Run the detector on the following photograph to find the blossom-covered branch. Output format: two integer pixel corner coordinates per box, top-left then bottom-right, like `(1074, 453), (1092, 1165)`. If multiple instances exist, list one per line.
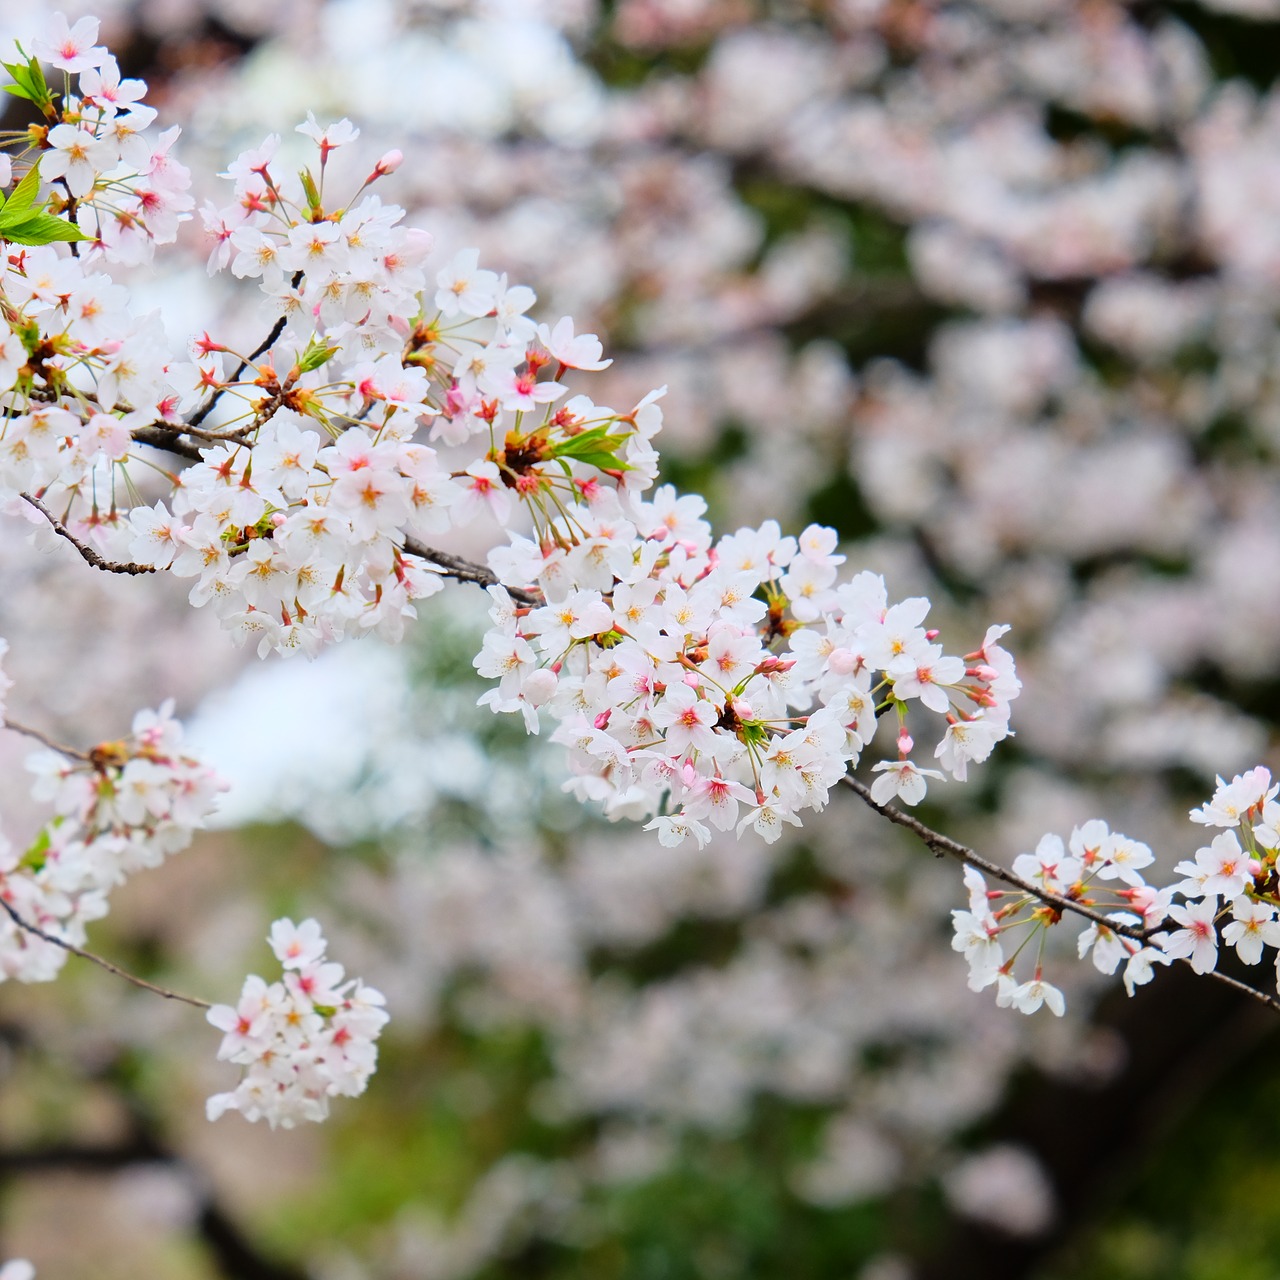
(6, 9), (1280, 1157)
(0, 896), (209, 1008)
(22, 494), (157, 575)
(840, 774), (1152, 943)
(844, 772), (1280, 1018)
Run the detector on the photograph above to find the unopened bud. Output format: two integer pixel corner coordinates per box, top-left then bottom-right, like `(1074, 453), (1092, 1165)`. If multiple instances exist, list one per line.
(523, 668), (557, 706)
(827, 647), (857, 676)
(755, 655), (795, 675)
(373, 149), (403, 176)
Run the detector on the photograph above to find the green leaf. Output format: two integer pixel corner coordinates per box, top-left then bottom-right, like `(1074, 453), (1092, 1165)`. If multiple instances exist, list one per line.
(547, 423), (633, 464)
(0, 159), (88, 245)
(298, 167), (321, 214)
(296, 338), (339, 374)
(1, 55), (52, 110)
(558, 450), (632, 472)
(549, 422), (616, 449)
(18, 825), (51, 873)
(0, 212), (86, 245)
(1, 159), (43, 220)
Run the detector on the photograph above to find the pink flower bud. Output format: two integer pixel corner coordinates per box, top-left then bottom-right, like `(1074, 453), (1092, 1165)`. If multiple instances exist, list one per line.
(523, 668), (557, 706)
(828, 647), (857, 676)
(373, 149), (403, 176)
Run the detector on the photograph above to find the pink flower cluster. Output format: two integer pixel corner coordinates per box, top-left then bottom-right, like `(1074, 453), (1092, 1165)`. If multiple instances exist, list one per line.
(0, 23), (1024, 845)
(0, 690), (225, 983)
(26, 14), (190, 258)
(206, 917), (389, 1128)
(954, 767), (1280, 1015)
(109, 119), (662, 655)
(478, 503), (1019, 843)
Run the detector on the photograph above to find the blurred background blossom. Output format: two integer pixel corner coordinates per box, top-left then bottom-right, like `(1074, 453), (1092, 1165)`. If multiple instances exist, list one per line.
(4, 0), (1280, 1276)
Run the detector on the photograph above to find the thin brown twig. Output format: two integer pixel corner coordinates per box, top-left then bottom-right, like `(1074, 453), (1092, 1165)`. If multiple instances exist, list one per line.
(1195, 966), (1280, 1014)
(187, 270), (304, 429)
(3, 717), (90, 761)
(129, 425), (205, 461)
(21, 494), (156, 576)
(151, 420), (254, 446)
(840, 775), (1150, 940)
(840, 774), (1280, 1016)
(0, 898), (210, 1009)
(402, 535), (540, 605)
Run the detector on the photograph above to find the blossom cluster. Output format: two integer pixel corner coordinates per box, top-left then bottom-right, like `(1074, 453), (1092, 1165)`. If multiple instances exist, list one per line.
(0, 13), (192, 508)
(0, 686), (224, 984)
(477, 504), (1020, 843)
(953, 767), (1280, 1016)
(112, 114), (655, 654)
(14, 6), (1280, 1174)
(6, 2), (1275, 1267)
(0, 16), (1022, 824)
(23, 14), (192, 259)
(206, 917), (389, 1128)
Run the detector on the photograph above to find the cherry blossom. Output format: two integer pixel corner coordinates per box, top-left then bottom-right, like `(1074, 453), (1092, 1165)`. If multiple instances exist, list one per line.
(206, 918), (388, 1128)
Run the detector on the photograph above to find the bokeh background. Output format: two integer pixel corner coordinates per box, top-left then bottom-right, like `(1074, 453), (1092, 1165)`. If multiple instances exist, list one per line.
(4, 0), (1280, 1276)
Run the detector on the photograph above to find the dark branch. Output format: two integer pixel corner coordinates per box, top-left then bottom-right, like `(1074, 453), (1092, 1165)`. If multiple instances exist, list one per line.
(402, 535), (540, 605)
(22, 493), (157, 576)
(0, 1129), (310, 1280)
(188, 270), (304, 429)
(0, 898), (210, 1009)
(129, 425), (206, 461)
(841, 774), (1280, 1016)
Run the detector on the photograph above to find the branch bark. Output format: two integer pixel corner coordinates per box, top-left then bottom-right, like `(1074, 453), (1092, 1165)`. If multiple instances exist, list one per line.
(3, 716), (91, 760)
(402, 535), (540, 605)
(840, 773), (1280, 1016)
(22, 493), (157, 576)
(0, 898), (210, 1010)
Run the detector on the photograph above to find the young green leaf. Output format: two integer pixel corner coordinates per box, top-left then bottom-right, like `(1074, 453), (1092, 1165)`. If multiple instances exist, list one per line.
(299, 167), (322, 214)
(0, 212), (87, 245)
(2, 160), (43, 219)
(296, 339), (339, 374)
(547, 426), (632, 464)
(1, 55), (52, 111)
(556, 451), (632, 472)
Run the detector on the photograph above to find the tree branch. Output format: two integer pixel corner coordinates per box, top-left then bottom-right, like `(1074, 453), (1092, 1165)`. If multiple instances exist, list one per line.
(0, 1126), (310, 1280)
(22, 493), (157, 576)
(187, 271), (304, 429)
(129, 424), (205, 461)
(839, 774), (1151, 939)
(402, 535), (540, 605)
(840, 774), (1280, 1016)
(3, 716), (91, 760)
(0, 898), (210, 1009)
